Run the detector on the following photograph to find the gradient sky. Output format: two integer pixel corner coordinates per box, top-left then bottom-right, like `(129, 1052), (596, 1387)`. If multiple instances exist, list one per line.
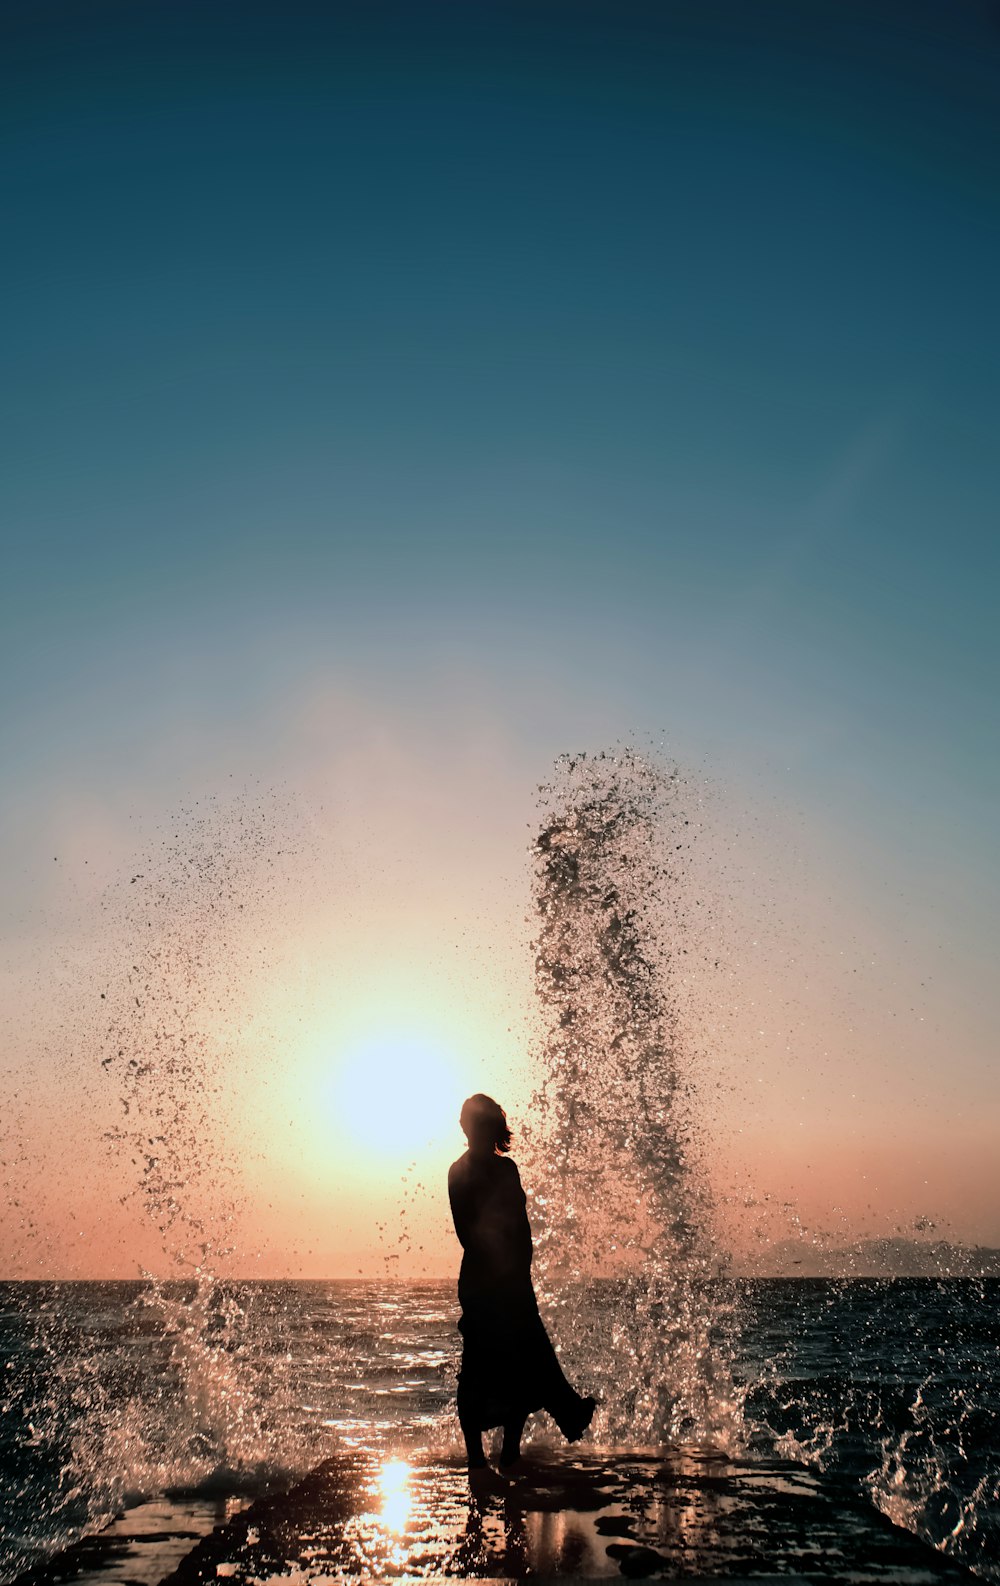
(2, 0), (998, 1276)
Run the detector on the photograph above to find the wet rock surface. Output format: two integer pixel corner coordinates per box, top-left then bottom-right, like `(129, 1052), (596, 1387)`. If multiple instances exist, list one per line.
(12, 1494), (237, 1586)
(144, 1447), (975, 1582)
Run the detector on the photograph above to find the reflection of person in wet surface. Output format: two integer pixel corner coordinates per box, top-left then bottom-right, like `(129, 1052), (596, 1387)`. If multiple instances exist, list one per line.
(448, 1093), (596, 1483)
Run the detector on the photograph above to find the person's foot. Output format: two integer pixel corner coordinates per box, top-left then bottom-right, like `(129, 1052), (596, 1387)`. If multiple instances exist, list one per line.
(497, 1454), (535, 1479)
(561, 1393), (598, 1442)
(468, 1463), (512, 1497)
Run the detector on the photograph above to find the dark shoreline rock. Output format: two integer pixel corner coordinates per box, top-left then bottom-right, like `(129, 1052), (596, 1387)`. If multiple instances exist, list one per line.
(17, 1447), (976, 1585)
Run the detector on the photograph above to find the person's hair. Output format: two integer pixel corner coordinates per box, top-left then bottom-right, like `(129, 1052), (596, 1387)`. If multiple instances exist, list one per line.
(460, 1093), (512, 1154)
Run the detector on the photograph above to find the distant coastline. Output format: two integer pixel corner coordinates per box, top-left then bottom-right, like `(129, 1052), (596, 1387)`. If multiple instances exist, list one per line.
(737, 1238), (1000, 1279)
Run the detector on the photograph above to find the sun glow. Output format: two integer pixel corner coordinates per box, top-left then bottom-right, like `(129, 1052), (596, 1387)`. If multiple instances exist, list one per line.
(328, 1031), (464, 1157)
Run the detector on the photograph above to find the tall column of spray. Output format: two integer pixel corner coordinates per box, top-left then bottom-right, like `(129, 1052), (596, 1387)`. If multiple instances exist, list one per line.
(84, 793), (308, 1488)
(524, 749), (737, 1448)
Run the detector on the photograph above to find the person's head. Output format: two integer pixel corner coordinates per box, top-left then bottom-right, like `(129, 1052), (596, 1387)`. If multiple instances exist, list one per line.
(460, 1093), (512, 1156)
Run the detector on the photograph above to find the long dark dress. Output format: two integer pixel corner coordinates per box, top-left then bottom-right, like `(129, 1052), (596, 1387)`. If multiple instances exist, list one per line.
(448, 1150), (589, 1434)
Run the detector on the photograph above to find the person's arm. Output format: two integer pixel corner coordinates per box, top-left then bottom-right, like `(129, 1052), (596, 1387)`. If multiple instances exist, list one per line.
(448, 1160), (473, 1250)
(506, 1159), (534, 1268)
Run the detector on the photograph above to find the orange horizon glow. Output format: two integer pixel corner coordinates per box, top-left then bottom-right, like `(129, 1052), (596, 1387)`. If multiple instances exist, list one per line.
(1, 751), (997, 1283)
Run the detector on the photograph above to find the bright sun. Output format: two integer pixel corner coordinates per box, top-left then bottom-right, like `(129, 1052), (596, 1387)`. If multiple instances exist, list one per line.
(329, 1031), (465, 1157)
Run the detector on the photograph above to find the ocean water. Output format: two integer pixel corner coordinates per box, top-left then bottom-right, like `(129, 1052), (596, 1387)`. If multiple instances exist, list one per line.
(0, 1276), (996, 1584)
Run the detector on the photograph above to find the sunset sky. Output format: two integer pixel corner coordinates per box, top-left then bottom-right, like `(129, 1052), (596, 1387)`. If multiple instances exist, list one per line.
(2, 0), (998, 1276)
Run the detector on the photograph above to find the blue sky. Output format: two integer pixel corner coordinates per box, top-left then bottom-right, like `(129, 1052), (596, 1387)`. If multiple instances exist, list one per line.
(2, 1), (998, 1266)
(5, 2), (997, 773)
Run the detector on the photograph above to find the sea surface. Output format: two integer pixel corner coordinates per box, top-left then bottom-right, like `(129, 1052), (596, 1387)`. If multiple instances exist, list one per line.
(0, 1277), (996, 1584)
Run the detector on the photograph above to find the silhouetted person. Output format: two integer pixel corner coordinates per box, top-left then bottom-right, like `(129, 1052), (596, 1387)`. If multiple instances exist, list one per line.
(448, 1093), (596, 1481)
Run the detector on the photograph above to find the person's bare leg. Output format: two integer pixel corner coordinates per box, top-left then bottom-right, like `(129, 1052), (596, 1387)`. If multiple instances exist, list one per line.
(499, 1413), (527, 1468)
(463, 1415), (512, 1496)
(460, 1409), (488, 1470)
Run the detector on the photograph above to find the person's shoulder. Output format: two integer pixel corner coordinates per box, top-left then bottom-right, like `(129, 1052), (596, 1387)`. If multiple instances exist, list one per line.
(500, 1155), (522, 1178)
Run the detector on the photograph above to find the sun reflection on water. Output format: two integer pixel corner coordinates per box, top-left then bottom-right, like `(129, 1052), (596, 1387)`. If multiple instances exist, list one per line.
(377, 1458), (412, 1536)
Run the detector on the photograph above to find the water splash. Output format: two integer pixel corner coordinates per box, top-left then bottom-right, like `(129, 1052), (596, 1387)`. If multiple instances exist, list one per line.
(522, 749), (738, 1449)
(97, 790), (285, 1280)
(741, 1276), (1000, 1582)
(1, 792), (333, 1576)
(82, 794), (307, 1473)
